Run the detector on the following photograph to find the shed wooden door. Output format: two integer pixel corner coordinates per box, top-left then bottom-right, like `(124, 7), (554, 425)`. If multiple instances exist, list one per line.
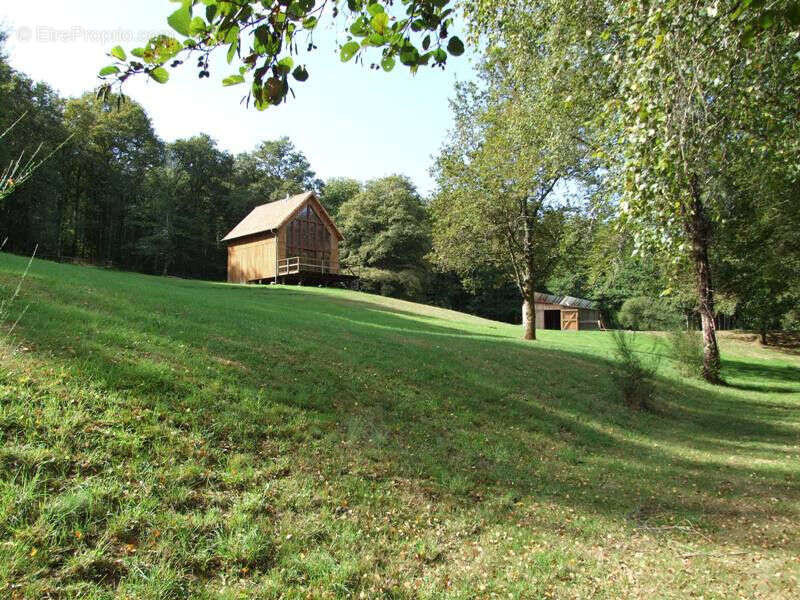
(561, 309), (578, 331)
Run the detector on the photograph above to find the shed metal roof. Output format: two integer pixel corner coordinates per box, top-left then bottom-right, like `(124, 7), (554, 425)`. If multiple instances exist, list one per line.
(221, 191), (342, 243)
(534, 292), (598, 310)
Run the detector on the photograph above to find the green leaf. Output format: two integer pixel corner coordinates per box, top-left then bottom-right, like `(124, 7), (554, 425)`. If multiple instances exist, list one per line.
(371, 12), (389, 35)
(253, 25), (276, 54)
(224, 25), (240, 45)
(149, 36), (183, 63)
(399, 45), (419, 66)
(367, 3), (385, 16)
(227, 40), (238, 64)
(340, 41), (360, 62)
(222, 74), (245, 86)
(99, 65), (120, 76)
(447, 36), (464, 57)
(350, 17), (369, 36)
(276, 56), (294, 75)
(206, 3), (218, 23)
(189, 17), (207, 35)
(381, 55), (395, 72)
(303, 16), (318, 29)
(167, 5), (192, 37)
(759, 11), (775, 28)
(110, 45), (126, 61)
(285, 2), (301, 19)
(131, 48), (145, 58)
(265, 76), (286, 104)
(366, 33), (386, 47)
(148, 67), (170, 84)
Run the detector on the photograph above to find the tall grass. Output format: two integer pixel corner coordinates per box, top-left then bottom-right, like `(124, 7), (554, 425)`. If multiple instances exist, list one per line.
(1, 113), (66, 355)
(0, 242), (36, 359)
(666, 328), (704, 378)
(0, 114), (44, 202)
(1, 113), (71, 202)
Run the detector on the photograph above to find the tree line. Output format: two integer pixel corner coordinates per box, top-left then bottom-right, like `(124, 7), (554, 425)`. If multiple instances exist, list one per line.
(3, 6), (800, 373)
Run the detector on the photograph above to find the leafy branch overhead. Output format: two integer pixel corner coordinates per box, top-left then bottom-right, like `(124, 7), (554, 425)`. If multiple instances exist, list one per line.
(97, 0), (464, 109)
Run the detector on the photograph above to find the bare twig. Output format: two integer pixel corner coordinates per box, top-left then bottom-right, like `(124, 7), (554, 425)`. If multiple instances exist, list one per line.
(681, 551), (748, 559)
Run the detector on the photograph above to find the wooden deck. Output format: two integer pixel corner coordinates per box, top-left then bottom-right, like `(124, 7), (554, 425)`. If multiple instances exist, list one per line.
(277, 256), (335, 276)
(255, 256), (359, 287)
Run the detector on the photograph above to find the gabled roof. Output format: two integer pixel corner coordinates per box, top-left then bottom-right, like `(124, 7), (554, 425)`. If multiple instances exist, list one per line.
(534, 292), (598, 310)
(221, 191), (342, 243)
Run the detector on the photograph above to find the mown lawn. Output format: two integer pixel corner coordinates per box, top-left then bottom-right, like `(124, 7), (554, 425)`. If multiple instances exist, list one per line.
(0, 253), (798, 599)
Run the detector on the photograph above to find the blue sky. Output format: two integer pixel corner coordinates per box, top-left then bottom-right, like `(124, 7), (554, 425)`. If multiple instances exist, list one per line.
(1, 1), (477, 195)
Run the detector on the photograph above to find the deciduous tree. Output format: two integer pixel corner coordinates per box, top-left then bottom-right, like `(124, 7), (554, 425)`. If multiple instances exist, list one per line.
(233, 137), (321, 204)
(431, 51), (595, 340)
(319, 177), (361, 216)
(337, 175), (431, 299)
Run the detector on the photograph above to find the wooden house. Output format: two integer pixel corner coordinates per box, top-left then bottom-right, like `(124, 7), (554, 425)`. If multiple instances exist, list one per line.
(222, 191), (353, 285)
(534, 293), (604, 331)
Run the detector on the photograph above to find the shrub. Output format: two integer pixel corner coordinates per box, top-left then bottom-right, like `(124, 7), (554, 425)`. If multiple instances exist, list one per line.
(666, 329), (703, 378)
(782, 308), (800, 332)
(350, 266), (426, 302)
(617, 296), (681, 331)
(609, 330), (658, 410)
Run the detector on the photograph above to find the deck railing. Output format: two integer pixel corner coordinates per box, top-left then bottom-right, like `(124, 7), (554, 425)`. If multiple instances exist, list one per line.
(278, 256), (337, 276)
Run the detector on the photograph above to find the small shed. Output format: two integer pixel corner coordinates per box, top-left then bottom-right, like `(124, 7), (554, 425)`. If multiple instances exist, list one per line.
(222, 191), (352, 285)
(534, 293), (604, 331)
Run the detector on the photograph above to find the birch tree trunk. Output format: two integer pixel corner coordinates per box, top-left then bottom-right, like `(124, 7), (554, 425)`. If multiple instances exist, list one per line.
(521, 198), (537, 340)
(687, 179), (722, 383)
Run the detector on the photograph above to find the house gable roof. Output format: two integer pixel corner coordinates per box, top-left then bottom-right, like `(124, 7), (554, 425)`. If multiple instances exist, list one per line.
(222, 191), (342, 243)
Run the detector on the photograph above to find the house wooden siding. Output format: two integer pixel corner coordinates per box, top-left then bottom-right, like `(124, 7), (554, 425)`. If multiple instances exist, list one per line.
(227, 232), (277, 283)
(224, 192), (342, 284)
(279, 199), (340, 273)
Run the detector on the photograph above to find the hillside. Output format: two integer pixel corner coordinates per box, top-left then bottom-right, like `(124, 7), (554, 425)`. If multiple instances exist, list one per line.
(0, 253), (798, 598)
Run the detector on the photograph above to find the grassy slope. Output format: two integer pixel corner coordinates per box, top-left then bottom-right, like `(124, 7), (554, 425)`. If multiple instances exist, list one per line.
(0, 253), (798, 599)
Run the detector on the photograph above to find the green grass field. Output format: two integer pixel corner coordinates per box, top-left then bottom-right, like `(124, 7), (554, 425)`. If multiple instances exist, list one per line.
(0, 253), (798, 599)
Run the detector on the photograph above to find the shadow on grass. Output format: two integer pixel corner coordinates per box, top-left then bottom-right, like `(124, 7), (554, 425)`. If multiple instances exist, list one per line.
(215, 284), (511, 339)
(723, 381), (798, 394)
(7, 263), (800, 550)
(722, 357), (800, 384)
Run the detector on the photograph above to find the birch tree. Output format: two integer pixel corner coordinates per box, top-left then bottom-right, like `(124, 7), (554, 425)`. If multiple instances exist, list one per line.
(604, 2), (800, 382)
